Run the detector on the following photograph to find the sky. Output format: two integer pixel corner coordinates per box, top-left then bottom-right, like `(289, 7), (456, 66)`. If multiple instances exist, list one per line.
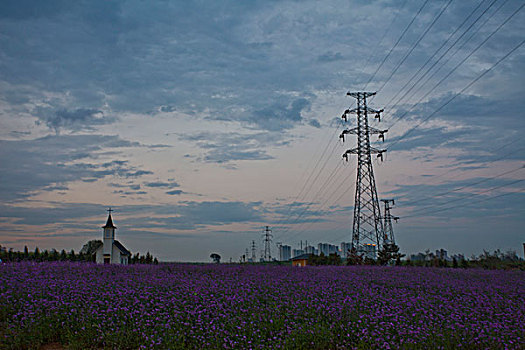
(0, 0), (524, 262)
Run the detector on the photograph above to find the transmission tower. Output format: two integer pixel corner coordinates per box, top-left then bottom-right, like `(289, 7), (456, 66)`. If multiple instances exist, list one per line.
(340, 91), (387, 257)
(262, 226), (273, 261)
(381, 199), (399, 245)
(251, 240), (257, 261)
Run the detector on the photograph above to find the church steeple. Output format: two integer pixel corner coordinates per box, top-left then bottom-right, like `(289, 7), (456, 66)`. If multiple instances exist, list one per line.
(102, 208), (116, 263)
(103, 208), (117, 229)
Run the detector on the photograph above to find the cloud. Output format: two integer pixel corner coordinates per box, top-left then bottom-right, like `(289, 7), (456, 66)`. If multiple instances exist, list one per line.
(179, 131), (292, 164)
(159, 105), (176, 113)
(144, 181), (180, 189)
(149, 201), (263, 230)
(165, 190), (183, 196)
(0, 200), (264, 232)
(317, 51), (344, 62)
(308, 119), (321, 128)
(34, 107), (116, 133)
(0, 134), (153, 201)
(249, 98), (311, 131)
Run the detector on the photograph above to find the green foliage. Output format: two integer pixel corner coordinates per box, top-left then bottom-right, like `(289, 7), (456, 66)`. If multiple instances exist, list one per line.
(0, 243), (158, 264)
(345, 249), (364, 266)
(377, 243), (405, 266)
(308, 253), (342, 266)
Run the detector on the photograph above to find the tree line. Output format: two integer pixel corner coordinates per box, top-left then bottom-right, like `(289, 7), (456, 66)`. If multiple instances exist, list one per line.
(306, 244), (524, 270)
(0, 240), (158, 264)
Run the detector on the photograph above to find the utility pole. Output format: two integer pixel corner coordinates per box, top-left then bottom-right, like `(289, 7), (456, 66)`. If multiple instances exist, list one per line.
(251, 240), (257, 262)
(262, 226), (273, 261)
(341, 91), (387, 257)
(381, 199), (399, 245)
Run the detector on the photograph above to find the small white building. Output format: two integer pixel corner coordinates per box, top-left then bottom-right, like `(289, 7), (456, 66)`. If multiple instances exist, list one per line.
(94, 210), (131, 265)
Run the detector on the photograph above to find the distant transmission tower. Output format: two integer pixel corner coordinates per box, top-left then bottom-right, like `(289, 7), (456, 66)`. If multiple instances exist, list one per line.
(340, 91), (387, 256)
(251, 240), (257, 261)
(262, 226), (273, 261)
(381, 199), (399, 245)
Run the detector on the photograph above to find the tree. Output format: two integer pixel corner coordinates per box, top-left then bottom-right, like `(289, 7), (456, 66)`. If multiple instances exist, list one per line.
(460, 258), (469, 269)
(210, 253), (221, 264)
(68, 249), (76, 261)
(346, 248), (364, 265)
(50, 249), (59, 261)
(23, 246), (29, 259)
(377, 243), (405, 266)
(34, 247), (41, 261)
(59, 249), (67, 261)
(80, 240), (103, 257)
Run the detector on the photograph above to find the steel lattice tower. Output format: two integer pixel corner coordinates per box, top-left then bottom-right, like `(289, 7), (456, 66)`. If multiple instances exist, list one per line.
(381, 199), (399, 245)
(262, 226), (272, 261)
(251, 240), (257, 261)
(340, 91), (387, 257)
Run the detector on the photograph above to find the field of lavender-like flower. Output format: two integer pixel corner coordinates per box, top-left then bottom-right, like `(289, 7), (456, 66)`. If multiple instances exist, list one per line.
(1, 262), (523, 349)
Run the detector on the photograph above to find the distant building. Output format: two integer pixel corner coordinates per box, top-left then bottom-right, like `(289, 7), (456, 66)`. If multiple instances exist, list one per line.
(340, 242), (352, 258)
(362, 243), (377, 259)
(94, 210), (131, 265)
(279, 245), (291, 261)
(410, 253), (426, 262)
(451, 254), (465, 261)
(305, 245), (318, 256)
(435, 248), (450, 261)
(318, 243), (338, 256)
(291, 253), (311, 267)
(292, 249), (305, 258)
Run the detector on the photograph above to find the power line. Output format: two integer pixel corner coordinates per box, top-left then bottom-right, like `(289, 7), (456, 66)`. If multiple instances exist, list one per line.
(357, 0), (410, 82)
(402, 165), (525, 207)
(385, 0), (520, 132)
(382, 0), (500, 112)
(402, 179), (525, 218)
(372, 0), (454, 97)
(275, 165), (356, 244)
(363, 0), (431, 90)
(399, 136), (525, 189)
(387, 35), (525, 151)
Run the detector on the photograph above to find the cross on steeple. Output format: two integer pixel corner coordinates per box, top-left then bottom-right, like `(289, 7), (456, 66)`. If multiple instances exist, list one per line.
(107, 207), (113, 214)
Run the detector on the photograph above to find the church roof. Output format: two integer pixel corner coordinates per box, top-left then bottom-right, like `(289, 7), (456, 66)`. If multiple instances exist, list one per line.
(103, 213), (117, 229)
(114, 240), (131, 256)
(92, 240), (131, 256)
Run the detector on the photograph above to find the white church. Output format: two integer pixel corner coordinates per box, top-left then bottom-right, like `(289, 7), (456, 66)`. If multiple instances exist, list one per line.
(94, 209), (131, 265)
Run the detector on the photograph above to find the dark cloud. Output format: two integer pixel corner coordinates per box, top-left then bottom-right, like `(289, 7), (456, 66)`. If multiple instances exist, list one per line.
(250, 98), (311, 131)
(34, 108), (116, 133)
(0, 200), (264, 232)
(0, 135), (153, 201)
(165, 190), (183, 196)
(308, 119), (321, 128)
(387, 126), (464, 151)
(9, 130), (31, 137)
(317, 51), (344, 62)
(144, 181), (180, 189)
(179, 131), (292, 164)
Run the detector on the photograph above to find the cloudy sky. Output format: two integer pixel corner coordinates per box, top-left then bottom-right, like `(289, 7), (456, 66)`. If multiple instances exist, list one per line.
(1, 0), (524, 261)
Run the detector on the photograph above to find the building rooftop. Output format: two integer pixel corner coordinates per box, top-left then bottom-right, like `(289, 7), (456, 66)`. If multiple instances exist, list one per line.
(103, 213), (117, 229)
(113, 240), (131, 256)
(291, 253), (313, 261)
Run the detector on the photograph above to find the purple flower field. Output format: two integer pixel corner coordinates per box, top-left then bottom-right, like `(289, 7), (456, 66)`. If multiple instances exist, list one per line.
(1, 262), (523, 349)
